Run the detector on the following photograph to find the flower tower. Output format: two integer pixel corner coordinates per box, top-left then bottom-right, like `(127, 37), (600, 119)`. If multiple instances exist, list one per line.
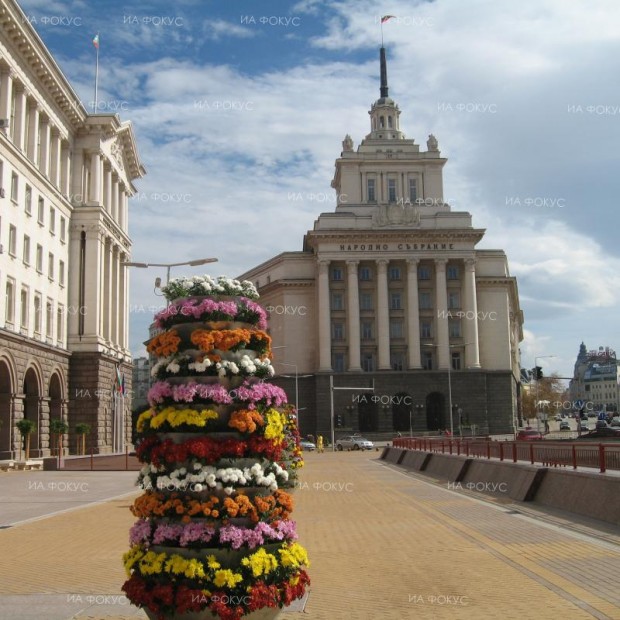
(123, 276), (309, 620)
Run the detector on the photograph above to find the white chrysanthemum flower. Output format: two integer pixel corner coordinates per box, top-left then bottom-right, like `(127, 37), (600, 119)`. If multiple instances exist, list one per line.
(193, 483), (203, 492)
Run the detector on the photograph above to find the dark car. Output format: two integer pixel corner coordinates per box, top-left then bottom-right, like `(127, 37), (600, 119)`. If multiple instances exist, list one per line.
(576, 426), (620, 440)
(559, 421), (571, 431)
(516, 428), (544, 441)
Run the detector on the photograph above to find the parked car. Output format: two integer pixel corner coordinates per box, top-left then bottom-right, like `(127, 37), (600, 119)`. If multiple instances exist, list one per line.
(335, 435), (374, 451)
(576, 426), (620, 440)
(516, 428), (545, 441)
(554, 414), (562, 421)
(299, 440), (316, 451)
(559, 421), (571, 431)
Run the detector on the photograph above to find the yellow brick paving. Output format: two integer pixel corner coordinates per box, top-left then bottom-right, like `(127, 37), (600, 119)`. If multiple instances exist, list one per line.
(1, 451), (619, 619)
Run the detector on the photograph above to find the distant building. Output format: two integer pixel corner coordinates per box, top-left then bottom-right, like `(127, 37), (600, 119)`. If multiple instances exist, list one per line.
(132, 357), (150, 412)
(569, 343), (619, 413)
(239, 47), (524, 438)
(0, 0), (145, 458)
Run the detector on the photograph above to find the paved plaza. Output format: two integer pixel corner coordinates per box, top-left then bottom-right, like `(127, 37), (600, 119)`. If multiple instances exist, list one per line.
(0, 451), (619, 619)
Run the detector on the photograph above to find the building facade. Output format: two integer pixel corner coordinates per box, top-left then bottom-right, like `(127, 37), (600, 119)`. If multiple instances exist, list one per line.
(569, 344), (619, 414)
(240, 48), (523, 438)
(0, 0), (145, 458)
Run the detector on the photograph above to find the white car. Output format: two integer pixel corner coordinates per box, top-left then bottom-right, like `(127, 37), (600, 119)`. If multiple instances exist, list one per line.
(335, 435), (374, 451)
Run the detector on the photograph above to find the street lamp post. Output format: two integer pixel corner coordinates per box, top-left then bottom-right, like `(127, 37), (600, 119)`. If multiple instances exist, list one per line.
(122, 258), (219, 286)
(534, 355), (556, 433)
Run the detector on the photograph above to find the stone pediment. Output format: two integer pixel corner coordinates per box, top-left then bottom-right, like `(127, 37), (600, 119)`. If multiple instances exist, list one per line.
(372, 202), (420, 228)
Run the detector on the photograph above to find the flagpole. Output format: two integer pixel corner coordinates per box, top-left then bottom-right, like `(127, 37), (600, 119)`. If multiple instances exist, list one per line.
(94, 34), (99, 111)
(381, 22), (384, 47)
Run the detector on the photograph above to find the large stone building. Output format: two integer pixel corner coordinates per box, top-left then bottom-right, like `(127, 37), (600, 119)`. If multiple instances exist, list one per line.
(0, 0), (145, 459)
(240, 48), (523, 438)
(569, 344), (618, 414)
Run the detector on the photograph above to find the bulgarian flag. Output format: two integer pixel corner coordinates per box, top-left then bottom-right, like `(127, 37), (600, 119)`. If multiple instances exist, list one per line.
(381, 15), (396, 23)
(92, 33), (100, 49)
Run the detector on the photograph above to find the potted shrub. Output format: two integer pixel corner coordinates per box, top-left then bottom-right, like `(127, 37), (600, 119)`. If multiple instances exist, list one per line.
(75, 423), (91, 456)
(50, 419), (69, 457)
(16, 418), (36, 460)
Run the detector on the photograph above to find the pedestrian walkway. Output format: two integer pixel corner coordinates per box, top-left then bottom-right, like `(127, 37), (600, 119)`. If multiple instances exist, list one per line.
(1, 451), (619, 619)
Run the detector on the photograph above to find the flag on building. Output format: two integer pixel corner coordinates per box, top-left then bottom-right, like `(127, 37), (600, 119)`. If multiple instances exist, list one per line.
(92, 33), (100, 49)
(381, 15), (396, 23)
(114, 365), (125, 396)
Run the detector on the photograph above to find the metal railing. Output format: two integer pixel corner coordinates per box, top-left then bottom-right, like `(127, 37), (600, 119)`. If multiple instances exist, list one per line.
(392, 437), (620, 473)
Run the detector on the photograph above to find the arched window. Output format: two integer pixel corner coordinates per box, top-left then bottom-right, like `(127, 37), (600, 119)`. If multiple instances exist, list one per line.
(379, 116), (385, 128)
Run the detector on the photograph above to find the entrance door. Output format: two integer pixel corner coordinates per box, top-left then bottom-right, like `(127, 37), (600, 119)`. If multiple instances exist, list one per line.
(426, 392), (445, 431)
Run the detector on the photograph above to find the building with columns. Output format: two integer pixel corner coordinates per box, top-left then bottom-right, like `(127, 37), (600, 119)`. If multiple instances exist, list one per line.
(240, 48), (523, 437)
(569, 344), (619, 414)
(0, 0), (145, 459)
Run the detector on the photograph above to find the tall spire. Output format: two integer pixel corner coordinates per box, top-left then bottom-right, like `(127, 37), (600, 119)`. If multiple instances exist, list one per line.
(380, 47), (389, 99)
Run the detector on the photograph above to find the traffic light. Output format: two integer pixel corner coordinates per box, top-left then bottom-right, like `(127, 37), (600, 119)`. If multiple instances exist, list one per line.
(534, 366), (543, 380)
(336, 414), (343, 428)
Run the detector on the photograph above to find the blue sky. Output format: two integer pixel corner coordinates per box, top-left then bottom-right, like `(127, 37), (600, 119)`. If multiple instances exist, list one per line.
(19, 0), (620, 379)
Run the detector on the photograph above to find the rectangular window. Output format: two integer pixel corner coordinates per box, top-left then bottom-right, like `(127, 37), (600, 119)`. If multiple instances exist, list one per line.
(367, 178), (376, 202)
(391, 353), (405, 371)
(331, 292), (344, 311)
(447, 265), (460, 280)
(333, 352), (345, 372)
(389, 266), (401, 280)
(360, 292), (373, 311)
(5, 279), (15, 324)
(36, 244), (43, 272)
(409, 178), (418, 203)
(37, 197), (44, 224)
(451, 352), (461, 370)
(25, 184), (32, 215)
(361, 321), (373, 340)
(422, 351), (433, 370)
(388, 178), (397, 202)
(8, 224), (17, 256)
(390, 292), (402, 310)
(34, 294), (42, 334)
(57, 306), (64, 342)
(419, 292), (432, 309)
(390, 320), (403, 338)
(361, 353), (375, 372)
(49, 206), (56, 234)
(421, 321), (432, 339)
(23, 235), (30, 265)
(449, 319), (461, 338)
(46, 299), (53, 338)
(59, 260), (65, 287)
(331, 267), (343, 281)
(48, 252), (54, 280)
(448, 291), (460, 309)
(418, 266), (431, 280)
(332, 322), (344, 341)
(20, 287), (29, 329)
(60, 216), (66, 242)
(359, 266), (372, 281)
(10, 172), (18, 202)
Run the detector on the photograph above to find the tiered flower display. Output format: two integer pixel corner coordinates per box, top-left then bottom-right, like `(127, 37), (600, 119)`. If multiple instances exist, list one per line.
(123, 276), (310, 620)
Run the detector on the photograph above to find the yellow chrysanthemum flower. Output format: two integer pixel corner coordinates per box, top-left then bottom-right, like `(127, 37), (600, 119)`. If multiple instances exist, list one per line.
(241, 547), (278, 577)
(278, 543), (310, 568)
(136, 409), (154, 433)
(213, 569), (243, 589)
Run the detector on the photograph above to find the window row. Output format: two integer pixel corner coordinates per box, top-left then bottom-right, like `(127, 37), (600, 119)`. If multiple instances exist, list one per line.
(366, 177), (417, 204)
(4, 280), (65, 341)
(4, 227), (65, 285)
(332, 351), (463, 372)
(331, 291), (461, 311)
(331, 319), (462, 341)
(1, 162), (67, 241)
(331, 264), (460, 281)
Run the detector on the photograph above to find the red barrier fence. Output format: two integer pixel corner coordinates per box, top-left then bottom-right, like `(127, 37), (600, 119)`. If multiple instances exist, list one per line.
(392, 437), (620, 473)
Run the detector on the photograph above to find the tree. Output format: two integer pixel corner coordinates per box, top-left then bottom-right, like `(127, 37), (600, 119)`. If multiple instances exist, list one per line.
(75, 423), (91, 456)
(521, 373), (566, 427)
(16, 418), (36, 460)
(49, 419), (69, 457)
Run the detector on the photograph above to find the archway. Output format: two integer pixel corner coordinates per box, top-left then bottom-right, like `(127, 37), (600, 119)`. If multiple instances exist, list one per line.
(358, 398), (378, 433)
(0, 359), (13, 459)
(426, 392), (445, 431)
(392, 392), (411, 432)
(49, 373), (63, 455)
(23, 368), (41, 457)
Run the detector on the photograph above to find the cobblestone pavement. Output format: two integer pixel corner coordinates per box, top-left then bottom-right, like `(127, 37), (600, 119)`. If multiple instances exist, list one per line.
(1, 451), (619, 619)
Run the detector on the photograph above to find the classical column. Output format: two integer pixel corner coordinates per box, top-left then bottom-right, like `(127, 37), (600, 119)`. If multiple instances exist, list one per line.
(112, 246), (120, 346)
(13, 85), (27, 151)
(26, 102), (40, 162)
(435, 259), (449, 369)
(111, 176), (119, 221)
(50, 129), (61, 188)
(89, 151), (102, 205)
(317, 260), (332, 371)
(376, 259), (390, 369)
(38, 116), (50, 177)
(406, 258), (422, 369)
(83, 228), (103, 336)
(463, 258), (481, 368)
(103, 238), (112, 341)
(118, 190), (127, 230)
(60, 142), (71, 197)
(346, 260), (362, 371)
(103, 163), (112, 213)
(71, 149), (84, 204)
(120, 252), (128, 350)
(0, 69), (14, 133)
